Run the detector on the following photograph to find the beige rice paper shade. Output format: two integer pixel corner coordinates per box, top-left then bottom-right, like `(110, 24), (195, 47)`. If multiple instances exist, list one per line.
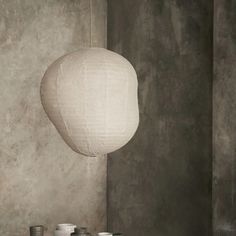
(40, 48), (139, 157)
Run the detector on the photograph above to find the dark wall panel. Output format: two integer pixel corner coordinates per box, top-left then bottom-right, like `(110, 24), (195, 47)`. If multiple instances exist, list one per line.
(213, 1), (236, 235)
(107, 1), (213, 236)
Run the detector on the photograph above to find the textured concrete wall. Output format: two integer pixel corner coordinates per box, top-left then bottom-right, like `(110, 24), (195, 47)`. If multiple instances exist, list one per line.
(213, 1), (236, 235)
(0, 1), (107, 236)
(107, 1), (212, 236)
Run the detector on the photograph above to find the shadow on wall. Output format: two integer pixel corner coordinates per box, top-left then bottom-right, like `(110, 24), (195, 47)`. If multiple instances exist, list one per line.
(107, 0), (212, 236)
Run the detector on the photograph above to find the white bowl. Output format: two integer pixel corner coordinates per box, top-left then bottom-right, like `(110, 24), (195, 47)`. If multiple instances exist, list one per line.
(97, 232), (112, 236)
(57, 223), (76, 231)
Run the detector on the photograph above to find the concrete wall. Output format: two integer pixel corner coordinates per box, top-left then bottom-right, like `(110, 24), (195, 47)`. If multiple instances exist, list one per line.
(0, 1), (107, 235)
(107, 1), (212, 236)
(213, 1), (236, 235)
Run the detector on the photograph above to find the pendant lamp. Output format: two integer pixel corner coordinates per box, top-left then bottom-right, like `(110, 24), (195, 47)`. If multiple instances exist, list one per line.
(40, 48), (139, 157)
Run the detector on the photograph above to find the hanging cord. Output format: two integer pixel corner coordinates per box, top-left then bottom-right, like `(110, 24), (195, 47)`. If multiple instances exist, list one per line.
(89, 0), (92, 47)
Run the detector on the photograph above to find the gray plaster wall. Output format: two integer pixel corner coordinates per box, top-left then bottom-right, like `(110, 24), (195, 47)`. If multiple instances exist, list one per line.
(0, 1), (107, 236)
(213, 1), (236, 235)
(107, 1), (212, 236)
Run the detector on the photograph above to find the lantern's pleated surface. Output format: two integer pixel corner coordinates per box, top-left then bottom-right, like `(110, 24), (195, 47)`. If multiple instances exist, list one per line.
(40, 48), (139, 156)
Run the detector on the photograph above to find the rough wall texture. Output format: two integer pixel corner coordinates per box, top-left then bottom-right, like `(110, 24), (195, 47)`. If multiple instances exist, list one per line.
(107, 1), (212, 236)
(0, 1), (107, 236)
(213, 1), (236, 235)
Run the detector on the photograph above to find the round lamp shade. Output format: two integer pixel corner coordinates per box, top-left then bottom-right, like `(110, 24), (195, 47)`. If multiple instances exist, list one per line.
(40, 48), (139, 157)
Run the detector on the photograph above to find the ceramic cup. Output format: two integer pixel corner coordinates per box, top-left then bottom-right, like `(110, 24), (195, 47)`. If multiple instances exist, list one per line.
(30, 225), (44, 236)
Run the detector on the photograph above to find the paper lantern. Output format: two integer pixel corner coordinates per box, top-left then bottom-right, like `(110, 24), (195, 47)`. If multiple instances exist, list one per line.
(40, 48), (139, 157)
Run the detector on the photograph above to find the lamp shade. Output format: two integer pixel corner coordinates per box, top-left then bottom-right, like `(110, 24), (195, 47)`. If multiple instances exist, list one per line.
(40, 48), (139, 157)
